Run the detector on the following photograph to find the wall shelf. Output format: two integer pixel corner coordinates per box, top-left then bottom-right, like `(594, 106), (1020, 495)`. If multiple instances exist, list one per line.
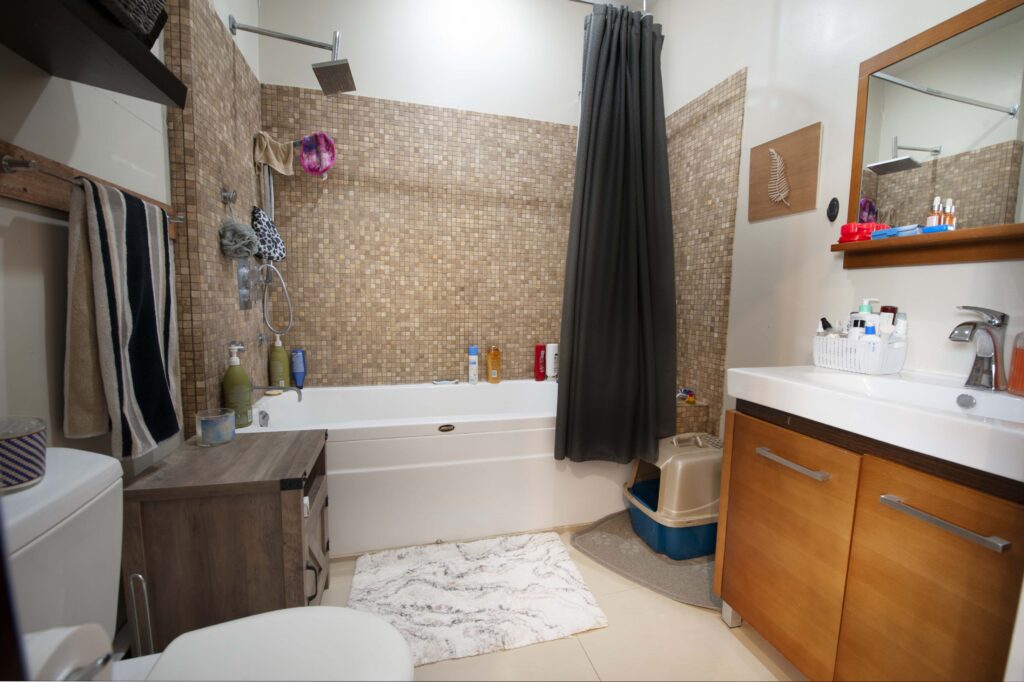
(831, 223), (1024, 269)
(0, 0), (187, 108)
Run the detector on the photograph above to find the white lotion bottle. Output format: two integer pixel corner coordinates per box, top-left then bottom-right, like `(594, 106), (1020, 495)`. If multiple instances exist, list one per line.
(546, 343), (558, 380)
(468, 345), (479, 385)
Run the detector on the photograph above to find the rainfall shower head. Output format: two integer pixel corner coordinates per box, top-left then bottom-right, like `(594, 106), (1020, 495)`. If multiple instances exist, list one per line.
(229, 17), (356, 95)
(313, 60), (356, 95)
(866, 156), (921, 175)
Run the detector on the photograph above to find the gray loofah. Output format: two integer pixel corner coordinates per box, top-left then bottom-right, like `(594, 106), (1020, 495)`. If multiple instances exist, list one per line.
(218, 218), (260, 259)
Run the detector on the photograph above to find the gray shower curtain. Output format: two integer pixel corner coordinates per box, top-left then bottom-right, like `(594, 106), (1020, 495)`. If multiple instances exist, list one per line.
(555, 4), (676, 464)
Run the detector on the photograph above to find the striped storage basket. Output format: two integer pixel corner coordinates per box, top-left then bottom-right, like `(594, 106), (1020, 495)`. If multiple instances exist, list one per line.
(0, 417), (47, 493)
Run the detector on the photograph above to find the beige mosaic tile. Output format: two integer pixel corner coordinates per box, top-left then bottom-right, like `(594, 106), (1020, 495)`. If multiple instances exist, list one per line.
(869, 140), (1021, 228)
(666, 69), (747, 435)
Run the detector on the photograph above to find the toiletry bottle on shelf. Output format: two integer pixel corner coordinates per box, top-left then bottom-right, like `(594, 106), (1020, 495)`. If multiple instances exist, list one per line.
(486, 345), (502, 384)
(1009, 332), (1024, 396)
(534, 344), (546, 381)
(546, 343), (558, 380)
(944, 199), (957, 230)
(894, 312), (908, 338)
(223, 342), (252, 428)
(269, 334), (289, 388)
(925, 196), (942, 227)
(468, 345), (479, 385)
(290, 348), (307, 389)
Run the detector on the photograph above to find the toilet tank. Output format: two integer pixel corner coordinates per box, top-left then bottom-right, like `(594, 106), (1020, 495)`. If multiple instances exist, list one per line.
(1, 447), (123, 639)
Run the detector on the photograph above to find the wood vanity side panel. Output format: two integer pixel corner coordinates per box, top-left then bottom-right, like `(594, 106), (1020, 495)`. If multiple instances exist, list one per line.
(713, 410), (736, 596)
(835, 456), (1024, 681)
(137, 492), (286, 650)
(280, 488), (305, 608)
(722, 413), (861, 681)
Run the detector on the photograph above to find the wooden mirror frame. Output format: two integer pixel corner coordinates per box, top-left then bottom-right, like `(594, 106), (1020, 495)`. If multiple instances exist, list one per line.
(837, 0), (1024, 269)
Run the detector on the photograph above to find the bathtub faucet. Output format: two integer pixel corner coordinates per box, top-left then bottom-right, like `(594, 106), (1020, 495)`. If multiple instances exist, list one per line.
(252, 385), (303, 402)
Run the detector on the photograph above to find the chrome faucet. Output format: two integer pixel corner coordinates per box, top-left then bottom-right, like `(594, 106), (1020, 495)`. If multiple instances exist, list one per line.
(949, 306), (1009, 391)
(252, 385), (303, 402)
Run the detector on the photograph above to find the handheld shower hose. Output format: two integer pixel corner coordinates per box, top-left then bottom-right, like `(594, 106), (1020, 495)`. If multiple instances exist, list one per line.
(258, 262), (293, 336)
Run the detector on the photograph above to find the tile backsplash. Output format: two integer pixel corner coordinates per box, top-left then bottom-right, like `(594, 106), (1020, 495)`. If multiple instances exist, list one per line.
(166, 0), (266, 433)
(865, 140), (1022, 228)
(666, 69), (747, 435)
(261, 87), (576, 385)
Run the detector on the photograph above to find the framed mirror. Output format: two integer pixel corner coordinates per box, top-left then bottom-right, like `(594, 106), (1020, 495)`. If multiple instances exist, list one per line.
(841, 0), (1024, 268)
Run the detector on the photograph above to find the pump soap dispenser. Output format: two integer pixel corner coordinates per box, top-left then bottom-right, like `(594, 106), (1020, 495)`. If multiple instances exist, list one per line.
(269, 334), (289, 390)
(223, 342), (253, 428)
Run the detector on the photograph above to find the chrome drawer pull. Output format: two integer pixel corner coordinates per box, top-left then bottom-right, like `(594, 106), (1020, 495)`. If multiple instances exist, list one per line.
(880, 494), (1011, 553)
(755, 447), (830, 482)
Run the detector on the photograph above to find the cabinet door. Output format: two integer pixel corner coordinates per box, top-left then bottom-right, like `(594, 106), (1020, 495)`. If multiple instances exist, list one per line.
(721, 412), (861, 681)
(302, 474), (329, 606)
(835, 456), (1024, 681)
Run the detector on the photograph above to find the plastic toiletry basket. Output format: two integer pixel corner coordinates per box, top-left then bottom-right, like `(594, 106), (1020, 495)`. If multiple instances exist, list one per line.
(812, 335), (907, 375)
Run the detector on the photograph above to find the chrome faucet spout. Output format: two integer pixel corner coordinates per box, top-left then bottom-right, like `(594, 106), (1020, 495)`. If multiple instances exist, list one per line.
(950, 307), (1008, 391)
(252, 385), (303, 402)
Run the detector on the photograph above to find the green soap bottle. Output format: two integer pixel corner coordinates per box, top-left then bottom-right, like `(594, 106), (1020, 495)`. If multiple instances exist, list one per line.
(269, 334), (289, 388)
(222, 343), (252, 428)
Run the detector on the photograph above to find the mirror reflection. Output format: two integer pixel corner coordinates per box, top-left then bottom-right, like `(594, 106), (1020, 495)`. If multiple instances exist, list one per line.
(858, 5), (1024, 229)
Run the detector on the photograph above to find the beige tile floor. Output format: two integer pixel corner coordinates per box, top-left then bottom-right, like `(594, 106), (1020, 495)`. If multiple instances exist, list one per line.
(321, 532), (806, 681)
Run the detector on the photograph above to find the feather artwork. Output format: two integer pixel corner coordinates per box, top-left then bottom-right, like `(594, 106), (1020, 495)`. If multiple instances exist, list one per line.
(767, 147), (791, 207)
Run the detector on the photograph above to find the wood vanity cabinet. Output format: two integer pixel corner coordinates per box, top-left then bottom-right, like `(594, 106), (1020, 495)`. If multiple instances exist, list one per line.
(121, 430), (329, 652)
(716, 411), (861, 680)
(717, 407), (1024, 681)
(834, 455), (1024, 682)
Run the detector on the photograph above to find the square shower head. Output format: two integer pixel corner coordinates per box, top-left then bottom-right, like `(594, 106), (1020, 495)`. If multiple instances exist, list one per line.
(312, 59), (356, 95)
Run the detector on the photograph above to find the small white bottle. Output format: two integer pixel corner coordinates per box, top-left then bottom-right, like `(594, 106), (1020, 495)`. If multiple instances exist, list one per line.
(468, 345), (479, 385)
(545, 343), (559, 380)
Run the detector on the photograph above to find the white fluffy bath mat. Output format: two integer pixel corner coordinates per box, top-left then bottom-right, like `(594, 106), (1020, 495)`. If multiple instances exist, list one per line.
(346, 532), (607, 665)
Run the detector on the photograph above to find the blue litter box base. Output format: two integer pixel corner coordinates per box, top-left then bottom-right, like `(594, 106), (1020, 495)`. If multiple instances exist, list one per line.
(628, 479), (717, 561)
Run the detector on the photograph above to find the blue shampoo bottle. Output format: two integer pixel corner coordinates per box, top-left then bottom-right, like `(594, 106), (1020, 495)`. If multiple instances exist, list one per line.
(290, 348), (307, 388)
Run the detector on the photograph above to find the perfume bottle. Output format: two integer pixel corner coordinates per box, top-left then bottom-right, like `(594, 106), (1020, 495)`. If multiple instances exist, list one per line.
(486, 345), (502, 384)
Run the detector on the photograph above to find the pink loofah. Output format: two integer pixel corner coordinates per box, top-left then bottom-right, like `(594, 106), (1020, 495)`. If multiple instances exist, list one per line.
(299, 132), (335, 176)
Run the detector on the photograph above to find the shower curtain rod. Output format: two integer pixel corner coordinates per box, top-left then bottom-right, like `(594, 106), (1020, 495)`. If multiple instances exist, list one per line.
(569, 0), (651, 14)
(873, 72), (1019, 117)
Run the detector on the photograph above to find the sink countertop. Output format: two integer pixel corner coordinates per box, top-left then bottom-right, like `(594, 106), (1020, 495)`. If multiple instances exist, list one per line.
(727, 366), (1024, 483)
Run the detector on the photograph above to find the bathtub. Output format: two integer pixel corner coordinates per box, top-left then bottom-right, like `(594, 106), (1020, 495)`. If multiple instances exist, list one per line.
(240, 381), (630, 556)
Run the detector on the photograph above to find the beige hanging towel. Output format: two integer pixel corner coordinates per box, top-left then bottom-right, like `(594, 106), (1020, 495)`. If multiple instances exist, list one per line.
(253, 131), (295, 176)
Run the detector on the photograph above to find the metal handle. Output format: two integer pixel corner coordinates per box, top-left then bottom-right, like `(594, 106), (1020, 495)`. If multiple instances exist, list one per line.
(128, 573), (155, 656)
(958, 306), (1008, 327)
(755, 447), (830, 482)
(880, 494), (1011, 553)
(61, 653), (113, 681)
(305, 563), (321, 604)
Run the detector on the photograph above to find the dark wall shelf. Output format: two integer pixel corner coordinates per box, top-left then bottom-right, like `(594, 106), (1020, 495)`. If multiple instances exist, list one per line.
(0, 0), (187, 108)
(830, 223), (1024, 269)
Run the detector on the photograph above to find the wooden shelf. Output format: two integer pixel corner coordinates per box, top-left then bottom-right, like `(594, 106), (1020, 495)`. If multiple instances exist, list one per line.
(831, 223), (1024, 269)
(0, 0), (187, 108)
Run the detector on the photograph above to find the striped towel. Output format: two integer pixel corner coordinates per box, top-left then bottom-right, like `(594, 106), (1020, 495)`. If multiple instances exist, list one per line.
(64, 178), (182, 459)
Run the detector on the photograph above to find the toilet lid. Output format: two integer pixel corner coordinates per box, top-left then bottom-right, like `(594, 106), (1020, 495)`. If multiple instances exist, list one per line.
(145, 607), (413, 681)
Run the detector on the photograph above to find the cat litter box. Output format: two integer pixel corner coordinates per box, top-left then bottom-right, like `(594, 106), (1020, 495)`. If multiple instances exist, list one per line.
(624, 433), (722, 560)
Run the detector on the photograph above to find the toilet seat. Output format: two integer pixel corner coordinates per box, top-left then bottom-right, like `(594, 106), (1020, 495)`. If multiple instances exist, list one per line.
(145, 606), (413, 681)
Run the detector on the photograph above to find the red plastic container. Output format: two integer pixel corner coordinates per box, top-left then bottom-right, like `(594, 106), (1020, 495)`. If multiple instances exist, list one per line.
(534, 345), (546, 381)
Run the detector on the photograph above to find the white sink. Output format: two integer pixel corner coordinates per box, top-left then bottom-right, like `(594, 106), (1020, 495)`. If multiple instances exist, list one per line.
(727, 366), (1024, 483)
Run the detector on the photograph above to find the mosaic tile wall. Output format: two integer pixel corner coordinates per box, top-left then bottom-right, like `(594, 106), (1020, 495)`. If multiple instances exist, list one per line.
(166, 0), (266, 434)
(260, 87), (577, 385)
(865, 140), (1022, 228)
(666, 70), (748, 435)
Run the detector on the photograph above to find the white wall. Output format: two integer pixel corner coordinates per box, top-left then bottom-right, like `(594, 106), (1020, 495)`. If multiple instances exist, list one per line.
(211, 0), (261, 79)
(868, 15), (1024, 164)
(255, 0), (601, 125)
(0, 43), (171, 453)
(650, 0), (1024, 398)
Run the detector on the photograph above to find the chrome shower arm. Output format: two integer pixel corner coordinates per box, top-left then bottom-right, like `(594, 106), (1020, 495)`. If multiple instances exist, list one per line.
(873, 71), (1019, 117)
(229, 15), (339, 58)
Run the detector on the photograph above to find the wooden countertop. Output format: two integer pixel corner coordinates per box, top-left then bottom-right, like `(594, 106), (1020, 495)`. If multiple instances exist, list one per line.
(125, 430), (327, 501)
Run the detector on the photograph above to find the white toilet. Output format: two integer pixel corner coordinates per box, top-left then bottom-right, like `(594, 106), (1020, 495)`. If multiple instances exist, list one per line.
(1, 447), (413, 681)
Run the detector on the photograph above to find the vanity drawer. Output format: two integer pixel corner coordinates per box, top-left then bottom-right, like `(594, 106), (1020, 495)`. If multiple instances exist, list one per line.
(835, 455), (1024, 681)
(720, 412), (861, 681)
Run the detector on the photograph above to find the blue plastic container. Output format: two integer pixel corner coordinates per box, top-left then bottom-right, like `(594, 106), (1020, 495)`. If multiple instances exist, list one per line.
(627, 478), (718, 560)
